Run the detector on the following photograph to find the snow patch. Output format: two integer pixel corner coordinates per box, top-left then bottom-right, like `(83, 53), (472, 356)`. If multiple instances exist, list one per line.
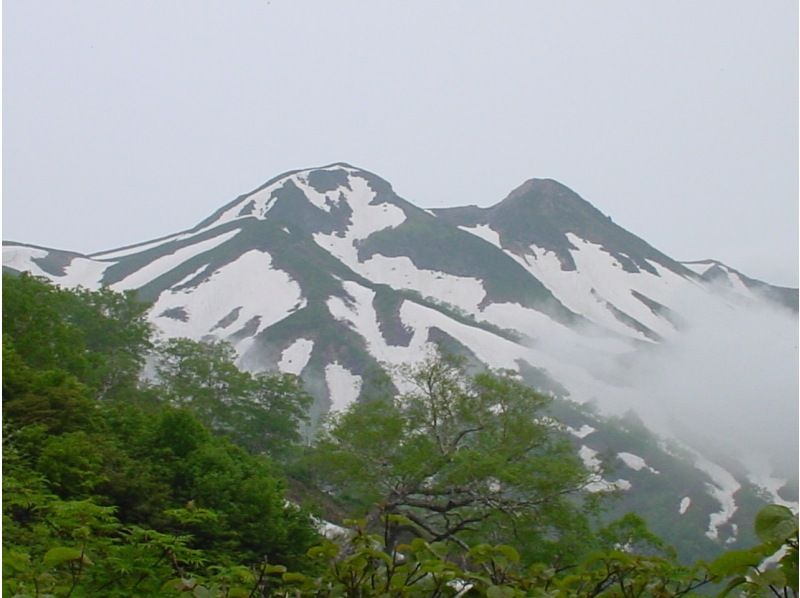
(91, 234), (185, 259)
(356, 255), (487, 314)
(693, 455), (740, 541)
(566, 425), (596, 439)
(112, 229), (240, 291)
(172, 264), (208, 288)
(293, 174), (346, 213)
(681, 262), (714, 276)
(57, 258), (112, 290)
(506, 235), (701, 339)
(617, 452), (660, 474)
(278, 338), (314, 376)
(327, 282), (571, 395)
(205, 179), (288, 228)
(2, 245), (111, 290)
(325, 363), (362, 412)
(312, 175), (406, 257)
(315, 518), (350, 540)
(3, 245), (51, 276)
(679, 497), (691, 515)
(148, 249), (303, 342)
(579, 445), (631, 493)
(458, 224), (502, 248)
(745, 463), (798, 510)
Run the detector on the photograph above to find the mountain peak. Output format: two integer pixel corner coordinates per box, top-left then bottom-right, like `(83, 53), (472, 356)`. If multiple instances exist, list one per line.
(500, 177), (597, 215)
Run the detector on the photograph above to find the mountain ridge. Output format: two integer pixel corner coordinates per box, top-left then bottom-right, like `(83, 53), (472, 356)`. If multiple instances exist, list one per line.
(4, 163), (798, 560)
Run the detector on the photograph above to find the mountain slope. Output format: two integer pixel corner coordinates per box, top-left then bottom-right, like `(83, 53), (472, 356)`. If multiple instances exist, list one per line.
(4, 163), (797, 561)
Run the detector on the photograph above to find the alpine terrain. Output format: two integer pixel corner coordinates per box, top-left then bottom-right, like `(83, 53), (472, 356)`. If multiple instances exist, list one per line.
(4, 162), (797, 561)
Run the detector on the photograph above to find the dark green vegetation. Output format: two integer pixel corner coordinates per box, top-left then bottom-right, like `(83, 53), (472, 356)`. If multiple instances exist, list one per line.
(3, 274), (318, 595)
(3, 274), (796, 596)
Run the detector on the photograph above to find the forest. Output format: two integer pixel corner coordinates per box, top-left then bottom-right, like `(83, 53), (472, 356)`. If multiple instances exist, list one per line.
(2, 273), (796, 597)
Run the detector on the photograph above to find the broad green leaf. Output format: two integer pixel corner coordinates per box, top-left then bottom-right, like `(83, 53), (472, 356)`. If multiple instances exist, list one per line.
(709, 548), (760, 576)
(43, 547), (83, 567)
(754, 567), (786, 587)
(487, 585), (515, 598)
(192, 584), (213, 598)
(717, 576), (747, 598)
(495, 544), (520, 564)
(754, 504), (798, 545)
(3, 551), (31, 573)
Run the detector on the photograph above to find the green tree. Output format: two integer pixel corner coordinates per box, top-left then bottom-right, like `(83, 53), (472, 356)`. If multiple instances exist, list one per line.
(2, 273), (152, 399)
(308, 352), (593, 562)
(154, 338), (312, 460)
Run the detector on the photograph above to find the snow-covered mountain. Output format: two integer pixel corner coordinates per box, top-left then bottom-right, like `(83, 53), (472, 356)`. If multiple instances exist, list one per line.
(4, 162), (797, 558)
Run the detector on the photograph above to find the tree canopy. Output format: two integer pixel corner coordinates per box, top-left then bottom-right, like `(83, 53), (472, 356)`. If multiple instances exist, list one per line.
(3, 273), (797, 597)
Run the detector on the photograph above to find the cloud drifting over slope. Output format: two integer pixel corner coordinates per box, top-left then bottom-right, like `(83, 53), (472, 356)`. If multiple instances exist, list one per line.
(618, 289), (798, 479)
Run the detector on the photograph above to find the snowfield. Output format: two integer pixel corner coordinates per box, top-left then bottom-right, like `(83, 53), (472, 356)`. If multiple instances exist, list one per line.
(617, 452), (660, 474)
(111, 229), (241, 291)
(458, 224), (502, 248)
(278, 338), (315, 376)
(149, 249), (304, 341)
(325, 363), (362, 412)
(3, 245), (112, 290)
(506, 235), (703, 339)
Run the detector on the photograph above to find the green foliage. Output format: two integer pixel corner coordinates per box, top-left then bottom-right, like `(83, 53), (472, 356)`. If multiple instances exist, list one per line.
(3, 272), (796, 597)
(709, 504), (798, 597)
(3, 275), (320, 595)
(308, 351), (594, 564)
(153, 337), (313, 459)
(2, 273), (152, 399)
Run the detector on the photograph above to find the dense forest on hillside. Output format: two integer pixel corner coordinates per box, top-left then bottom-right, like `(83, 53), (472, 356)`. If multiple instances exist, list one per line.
(2, 273), (796, 596)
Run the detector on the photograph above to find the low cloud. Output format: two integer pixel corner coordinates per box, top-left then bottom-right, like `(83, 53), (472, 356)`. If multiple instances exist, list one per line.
(618, 288), (798, 478)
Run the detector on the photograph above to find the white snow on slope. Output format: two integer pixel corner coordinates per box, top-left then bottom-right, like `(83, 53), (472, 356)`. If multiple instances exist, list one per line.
(3, 245), (52, 276)
(567, 425), (596, 439)
(617, 452), (660, 474)
(579, 445), (631, 493)
(357, 255), (487, 314)
(507, 235), (703, 339)
(325, 363), (362, 412)
(149, 249), (304, 342)
(326, 281), (412, 367)
(693, 455), (741, 541)
(305, 174), (489, 315)
(458, 224), (502, 248)
(745, 462), (798, 510)
(279, 338), (314, 375)
(312, 174), (406, 248)
(203, 177), (296, 229)
(327, 280), (635, 409)
(327, 280), (497, 390)
(92, 234), (185, 260)
(112, 229), (240, 291)
(3, 245), (112, 290)
(479, 301), (632, 355)
(679, 497), (691, 515)
(293, 174), (347, 213)
(681, 262), (713, 276)
(172, 264), (209, 288)
(59, 257), (113, 290)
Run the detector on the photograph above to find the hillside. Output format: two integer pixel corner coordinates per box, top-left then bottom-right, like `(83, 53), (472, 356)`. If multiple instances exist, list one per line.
(4, 163), (797, 562)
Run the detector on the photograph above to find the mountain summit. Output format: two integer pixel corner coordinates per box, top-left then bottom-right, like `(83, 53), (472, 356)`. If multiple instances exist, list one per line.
(4, 163), (794, 393)
(4, 163), (798, 559)
(434, 178), (690, 277)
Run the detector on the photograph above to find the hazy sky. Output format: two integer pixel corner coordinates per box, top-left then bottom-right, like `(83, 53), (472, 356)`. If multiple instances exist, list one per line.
(4, 1), (798, 286)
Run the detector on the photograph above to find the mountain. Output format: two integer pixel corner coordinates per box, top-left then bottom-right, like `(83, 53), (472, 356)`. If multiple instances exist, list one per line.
(4, 162), (797, 560)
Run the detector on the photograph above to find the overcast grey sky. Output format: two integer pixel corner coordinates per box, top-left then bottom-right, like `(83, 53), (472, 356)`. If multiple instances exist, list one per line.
(3, 1), (798, 286)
